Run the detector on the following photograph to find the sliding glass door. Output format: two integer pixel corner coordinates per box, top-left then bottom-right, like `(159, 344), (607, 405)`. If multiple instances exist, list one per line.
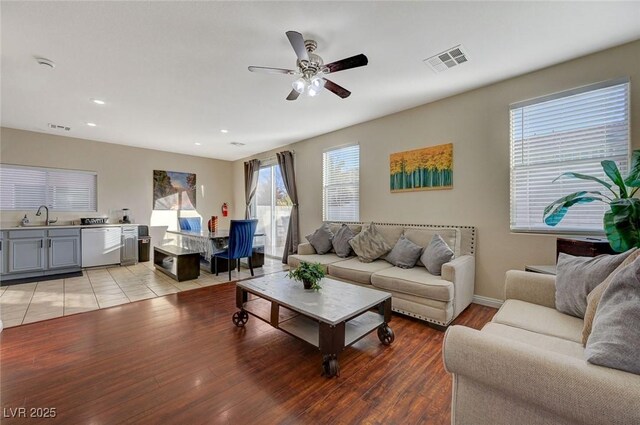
(253, 164), (292, 258)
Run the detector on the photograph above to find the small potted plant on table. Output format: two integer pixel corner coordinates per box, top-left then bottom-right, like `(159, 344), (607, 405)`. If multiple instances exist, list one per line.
(287, 262), (325, 290)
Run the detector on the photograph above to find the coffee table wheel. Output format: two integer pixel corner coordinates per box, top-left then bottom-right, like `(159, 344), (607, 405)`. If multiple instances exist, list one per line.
(377, 324), (394, 346)
(322, 355), (340, 378)
(232, 310), (249, 327)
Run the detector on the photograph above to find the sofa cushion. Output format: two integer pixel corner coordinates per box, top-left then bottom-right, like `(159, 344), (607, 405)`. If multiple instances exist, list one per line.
(421, 235), (454, 275)
(492, 299), (584, 343)
(385, 236), (424, 269)
(556, 250), (635, 319)
(331, 224), (356, 258)
(288, 253), (348, 272)
(375, 225), (404, 249)
(305, 223), (334, 255)
(404, 227), (460, 259)
(482, 322), (584, 359)
(371, 266), (453, 302)
(328, 223), (362, 236)
(328, 258), (393, 285)
(583, 249), (640, 345)
(585, 257), (640, 375)
(349, 223), (392, 263)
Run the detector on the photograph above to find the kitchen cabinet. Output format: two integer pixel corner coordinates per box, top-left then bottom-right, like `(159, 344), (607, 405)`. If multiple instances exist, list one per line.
(9, 238), (46, 273)
(47, 228), (81, 269)
(0, 232), (5, 275)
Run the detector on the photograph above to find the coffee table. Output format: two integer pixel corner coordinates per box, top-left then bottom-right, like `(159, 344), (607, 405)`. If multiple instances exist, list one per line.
(232, 273), (394, 377)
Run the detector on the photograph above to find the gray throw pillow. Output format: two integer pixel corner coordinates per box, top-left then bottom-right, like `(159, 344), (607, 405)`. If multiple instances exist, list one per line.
(385, 236), (424, 269)
(421, 235), (454, 275)
(556, 250), (635, 318)
(332, 224), (355, 258)
(585, 257), (640, 375)
(305, 223), (334, 255)
(349, 223), (392, 263)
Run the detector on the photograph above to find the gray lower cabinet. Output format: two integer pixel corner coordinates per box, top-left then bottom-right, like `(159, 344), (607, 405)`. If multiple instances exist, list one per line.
(8, 238), (46, 273)
(0, 233), (4, 275)
(48, 236), (81, 269)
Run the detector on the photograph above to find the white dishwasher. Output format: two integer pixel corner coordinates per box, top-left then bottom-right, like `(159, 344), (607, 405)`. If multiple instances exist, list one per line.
(81, 227), (122, 267)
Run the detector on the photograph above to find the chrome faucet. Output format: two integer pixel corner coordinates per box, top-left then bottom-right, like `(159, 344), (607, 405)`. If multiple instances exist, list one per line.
(36, 205), (57, 225)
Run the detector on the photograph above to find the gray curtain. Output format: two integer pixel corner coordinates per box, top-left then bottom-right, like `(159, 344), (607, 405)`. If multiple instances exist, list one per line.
(277, 151), (299, 264)
(244, 159), (260, 219)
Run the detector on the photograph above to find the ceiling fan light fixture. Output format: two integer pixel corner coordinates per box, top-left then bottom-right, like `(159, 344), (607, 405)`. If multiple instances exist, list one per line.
(292, 77), (308, 94)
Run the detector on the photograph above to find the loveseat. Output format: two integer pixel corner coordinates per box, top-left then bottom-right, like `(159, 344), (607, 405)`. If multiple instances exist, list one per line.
(288, 222), (476, 327)
(443, 270), (640, 425)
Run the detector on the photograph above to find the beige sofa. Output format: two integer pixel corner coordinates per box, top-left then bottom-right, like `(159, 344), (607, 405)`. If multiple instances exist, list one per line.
(288, 222), (476, 327)
(443, 270), (640, 425)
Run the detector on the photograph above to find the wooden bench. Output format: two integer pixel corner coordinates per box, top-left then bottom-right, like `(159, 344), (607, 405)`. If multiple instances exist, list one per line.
(153, 245), (200, 282)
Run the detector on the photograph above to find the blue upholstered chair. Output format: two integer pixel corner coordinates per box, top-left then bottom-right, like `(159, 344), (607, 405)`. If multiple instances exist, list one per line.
(178, 217), (202, 232)
(213, 219), (258, 281)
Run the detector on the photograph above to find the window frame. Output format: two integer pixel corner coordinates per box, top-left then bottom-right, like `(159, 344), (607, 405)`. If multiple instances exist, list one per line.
(0, 163), (98, 212)
(509, 77), (630, 235)
(322, 143), (360, 222)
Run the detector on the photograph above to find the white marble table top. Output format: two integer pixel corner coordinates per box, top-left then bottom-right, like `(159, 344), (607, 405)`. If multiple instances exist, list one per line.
(238, 272), (391, 326)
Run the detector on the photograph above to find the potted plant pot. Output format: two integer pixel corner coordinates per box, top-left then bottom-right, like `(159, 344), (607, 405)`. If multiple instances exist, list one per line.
(303, 280), (313, 290)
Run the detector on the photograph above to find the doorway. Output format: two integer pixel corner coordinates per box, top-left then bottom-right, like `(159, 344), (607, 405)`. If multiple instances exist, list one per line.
(253, 164), (292, 259)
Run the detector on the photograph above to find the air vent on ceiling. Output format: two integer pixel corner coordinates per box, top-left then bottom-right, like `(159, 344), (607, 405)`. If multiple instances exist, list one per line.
(424, 45), (469, 73)
(230, 142), (246, 147)
(47, 123), (71, 131)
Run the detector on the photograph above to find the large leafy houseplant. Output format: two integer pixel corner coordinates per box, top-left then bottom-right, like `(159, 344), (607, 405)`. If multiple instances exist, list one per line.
(544, 150), (640, 252)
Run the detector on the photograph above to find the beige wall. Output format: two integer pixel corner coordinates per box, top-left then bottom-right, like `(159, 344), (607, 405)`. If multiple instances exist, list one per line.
(232, 40), (640, 300)
(0, 128), (235, 244)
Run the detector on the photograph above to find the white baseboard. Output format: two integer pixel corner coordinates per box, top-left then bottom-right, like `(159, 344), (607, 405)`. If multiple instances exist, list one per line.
(472, 295), (504, 309)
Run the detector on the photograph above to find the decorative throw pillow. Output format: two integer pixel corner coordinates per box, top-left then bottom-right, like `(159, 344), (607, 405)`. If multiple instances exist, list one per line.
(385, 236), (424, 269)
(585, 256), (640, 375)
(348, 223), (391, 263)
(582, 249), (639, 345)
(555, 250), (635, 319)
(332, 224), (356, 258)
(421, 235), (454, 275)
(305, 223), (334, 255)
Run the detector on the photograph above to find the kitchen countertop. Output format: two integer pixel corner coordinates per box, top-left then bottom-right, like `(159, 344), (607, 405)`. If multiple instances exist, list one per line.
(0, 223), (139, 231)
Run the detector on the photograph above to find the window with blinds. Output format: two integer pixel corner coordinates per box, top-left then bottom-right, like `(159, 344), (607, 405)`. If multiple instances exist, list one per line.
(323, 144), (360, 221)
(0, 164), (97, 211)
(510, 78), (630, 233)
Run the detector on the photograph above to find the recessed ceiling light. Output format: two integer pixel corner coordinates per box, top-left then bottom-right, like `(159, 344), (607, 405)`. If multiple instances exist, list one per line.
(230, 142), (246, 147)
(194, 142), (202, 146)
(91, 98), (105, 105)
(220, 129), (229, 133)
(86, 122), (97, 127)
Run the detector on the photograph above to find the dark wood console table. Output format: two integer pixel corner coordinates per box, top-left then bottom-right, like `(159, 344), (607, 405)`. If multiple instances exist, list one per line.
(153, 245), (200, 282)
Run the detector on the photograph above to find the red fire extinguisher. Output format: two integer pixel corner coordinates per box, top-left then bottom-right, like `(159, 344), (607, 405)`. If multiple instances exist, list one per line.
(221, 202), (228, 217)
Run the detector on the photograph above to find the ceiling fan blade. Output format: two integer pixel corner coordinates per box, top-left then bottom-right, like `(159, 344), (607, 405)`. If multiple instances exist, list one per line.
(248, 66), (295, 75)
(286, 89), (301, 101)
(323, 79), (351, 99)
(325, 54), (368, 74)
(286, 31), (309, 62)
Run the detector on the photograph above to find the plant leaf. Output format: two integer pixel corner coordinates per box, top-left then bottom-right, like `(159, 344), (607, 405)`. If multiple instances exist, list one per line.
(553, 172), (612, 189)
(603, 198), (640, 252)
(601, 160), (628, 198)
(624, 150), (640, 187)
(543, 192), (605, 226)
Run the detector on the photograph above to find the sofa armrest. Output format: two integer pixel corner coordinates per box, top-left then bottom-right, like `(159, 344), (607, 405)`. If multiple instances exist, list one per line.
(505, 270), (556, 308)
(443, 326), (640, 425)
(297, 242), (316, 255)
(442, 255), (475, 318)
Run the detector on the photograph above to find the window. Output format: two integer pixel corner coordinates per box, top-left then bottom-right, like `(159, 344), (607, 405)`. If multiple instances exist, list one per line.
(0, 164), (97, 211)
(510, 78), (630, 233)
(323, 144), (359, 221)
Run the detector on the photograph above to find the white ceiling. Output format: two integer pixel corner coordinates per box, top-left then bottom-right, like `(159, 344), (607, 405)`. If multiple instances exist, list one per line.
(2, 2), (640, 161)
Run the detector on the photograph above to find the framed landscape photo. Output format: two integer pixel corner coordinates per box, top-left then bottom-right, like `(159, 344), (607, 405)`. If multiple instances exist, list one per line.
(153, 170), (197, 210)
(390, 143), (453, 192)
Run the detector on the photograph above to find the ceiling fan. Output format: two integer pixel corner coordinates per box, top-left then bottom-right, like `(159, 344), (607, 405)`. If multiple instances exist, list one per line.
(248, 31), (368, 101)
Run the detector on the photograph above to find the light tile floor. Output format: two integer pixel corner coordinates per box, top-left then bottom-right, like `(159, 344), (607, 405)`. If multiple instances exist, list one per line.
(1, 258), (288, 328)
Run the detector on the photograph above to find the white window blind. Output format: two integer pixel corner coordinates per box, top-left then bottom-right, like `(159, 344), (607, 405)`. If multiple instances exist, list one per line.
(0, 164), (97, 212)
(510, 78), (630, 233)
(323, 144), (359, 221)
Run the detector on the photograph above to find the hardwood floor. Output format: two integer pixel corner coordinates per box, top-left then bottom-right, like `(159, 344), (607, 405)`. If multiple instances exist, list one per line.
(0, 282), (496, 424)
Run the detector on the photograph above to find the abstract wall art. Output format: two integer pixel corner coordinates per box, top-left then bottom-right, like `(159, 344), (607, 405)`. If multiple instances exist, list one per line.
(153, 170), (197, 210)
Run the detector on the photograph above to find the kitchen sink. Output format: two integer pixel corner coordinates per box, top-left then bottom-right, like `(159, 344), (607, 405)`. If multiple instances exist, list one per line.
(17, 223), (69, 227)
